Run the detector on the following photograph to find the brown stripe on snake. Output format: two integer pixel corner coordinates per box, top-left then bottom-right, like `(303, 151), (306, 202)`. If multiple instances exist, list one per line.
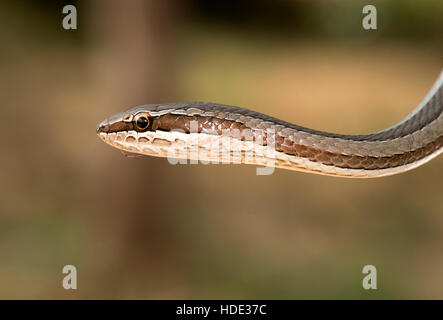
(133, 84), (442, 142)
(151, 113), (443, 170)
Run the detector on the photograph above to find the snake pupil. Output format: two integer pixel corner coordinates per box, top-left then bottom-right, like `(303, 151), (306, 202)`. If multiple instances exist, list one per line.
(136, 116), (149, 130)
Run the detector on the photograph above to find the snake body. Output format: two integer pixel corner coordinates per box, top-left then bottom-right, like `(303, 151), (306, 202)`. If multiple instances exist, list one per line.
(97, 71), (442, 178)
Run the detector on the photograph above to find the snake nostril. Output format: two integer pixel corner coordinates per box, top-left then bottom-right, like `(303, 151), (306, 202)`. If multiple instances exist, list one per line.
(96, 121), (109, 134)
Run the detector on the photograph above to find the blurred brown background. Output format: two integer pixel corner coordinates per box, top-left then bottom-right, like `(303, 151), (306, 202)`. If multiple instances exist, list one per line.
(0, 0), (442, 299)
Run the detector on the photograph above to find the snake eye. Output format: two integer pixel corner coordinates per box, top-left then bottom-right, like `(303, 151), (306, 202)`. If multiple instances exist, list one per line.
(134, 114), (151, 131)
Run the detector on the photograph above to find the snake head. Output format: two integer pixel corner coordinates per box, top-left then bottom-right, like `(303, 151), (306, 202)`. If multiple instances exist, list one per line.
(96, 104), (166, 136)
(96, 104), (177, 157)
(96, 103), (197, 137)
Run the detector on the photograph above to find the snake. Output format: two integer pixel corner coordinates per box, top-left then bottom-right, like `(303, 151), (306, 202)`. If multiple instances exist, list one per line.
(97, 71), (442, 178)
